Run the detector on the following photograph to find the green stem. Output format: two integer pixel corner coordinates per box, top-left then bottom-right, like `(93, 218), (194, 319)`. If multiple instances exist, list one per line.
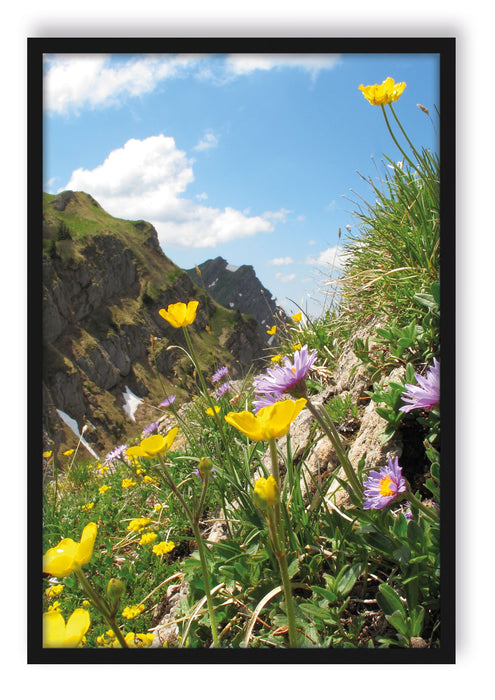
(380, 105), (421, 177)
(405, 488), (440, 523)
(267, 438), (298, 648)
(74, 567), (129, 648)
(191, 521), (220, 648)
(182, 327), (242, 493)
(305, 398), (362, 504)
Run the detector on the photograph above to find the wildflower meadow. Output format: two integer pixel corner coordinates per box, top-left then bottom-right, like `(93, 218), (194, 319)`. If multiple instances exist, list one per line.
(40, 78), (446, 655)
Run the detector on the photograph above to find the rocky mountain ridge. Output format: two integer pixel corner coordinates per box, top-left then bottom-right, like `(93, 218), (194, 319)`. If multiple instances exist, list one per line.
(186, 256), (286, 329)
(42, 191), (272, 456)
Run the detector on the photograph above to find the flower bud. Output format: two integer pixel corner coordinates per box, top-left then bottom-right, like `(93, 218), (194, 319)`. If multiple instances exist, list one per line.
(197, 457), (214, 479)
(106, 578), (126, 615)
(253, 475), (278, 510)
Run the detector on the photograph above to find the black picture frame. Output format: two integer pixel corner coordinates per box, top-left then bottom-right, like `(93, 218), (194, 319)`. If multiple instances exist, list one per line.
(28, 36), (455, 664)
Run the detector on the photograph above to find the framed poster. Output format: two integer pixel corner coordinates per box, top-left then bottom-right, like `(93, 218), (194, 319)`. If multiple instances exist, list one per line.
(28, 37), (455, 663)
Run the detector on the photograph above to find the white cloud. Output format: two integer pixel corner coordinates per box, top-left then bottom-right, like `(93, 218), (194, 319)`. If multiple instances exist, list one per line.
(269, 256), (294, 266)
(225, 54), (341, 80)
(306, 246), (349, 269)
(193, 130), (218, 151)
(275, 272), (297, 282)
(62, 134), (279, 248)
(44, 54), (203, 115)
(43, 53), (341, 115)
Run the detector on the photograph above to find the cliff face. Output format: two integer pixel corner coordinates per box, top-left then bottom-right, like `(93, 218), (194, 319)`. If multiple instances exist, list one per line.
(42, 191), (269, 455)
(186, 257), (286, 329)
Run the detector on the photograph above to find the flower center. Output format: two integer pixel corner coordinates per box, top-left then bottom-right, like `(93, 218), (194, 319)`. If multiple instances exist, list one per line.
(379, 475), (397, 497)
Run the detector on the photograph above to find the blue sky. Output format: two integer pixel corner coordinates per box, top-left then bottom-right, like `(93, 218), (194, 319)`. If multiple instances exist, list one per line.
(43, 52), (439, 317)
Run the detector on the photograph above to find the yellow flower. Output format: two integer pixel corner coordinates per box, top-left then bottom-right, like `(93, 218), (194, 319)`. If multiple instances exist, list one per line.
(152, 541), (175, 556)
(43, 608), (90, 648)
(81, 502), (95, 511)
(139, 531), (158, 545)
(43, 450), (53, 459)
(63, 449), (74, 456)
(121, 478), (137, 488)
(45, 584), (64, 599)
(98, 484), (111, 494)
(225, 398), (307, 441)
(143, 474), (160, 486)
(205, 405), (220, 416)
(43, 523), (98, 578)
(267, 325), (277, 335)
(271, 355), (282, 363)
(253, 475), (278, 509)
(47, 600), (62, 613)
(122, 604), (145, 620)
(127, 517), (151, 532)
(126, 427), (178, 459)
(119, 632), (155, 648)
(359, 77), (406, 106)
(291, 312), (302, 323)
(292, 343), (302, 351)
(158, 300), (199, 328)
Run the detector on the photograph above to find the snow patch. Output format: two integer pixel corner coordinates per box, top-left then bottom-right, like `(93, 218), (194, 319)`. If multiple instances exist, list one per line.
(229, 302), (234, 308)
(208, 278), (218, 288)
(226, 264), (239, 272)
(56, 409), (99, 459)
(122, 385), (143, 421)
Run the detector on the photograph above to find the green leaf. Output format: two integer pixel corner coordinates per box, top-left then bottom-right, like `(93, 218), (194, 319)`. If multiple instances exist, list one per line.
(335, 563), (361, 598)
(387, 610), (409, 637)
(407, 519), (425, 547)
(376, 583), (406, 617)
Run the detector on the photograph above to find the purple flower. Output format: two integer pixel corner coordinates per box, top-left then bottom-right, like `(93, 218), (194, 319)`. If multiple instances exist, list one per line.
(363, 456), (407, 510)
(211, 366), (228, 383)
(143, 421), (159, 437)
(253, 344), (317, 402)
(252, 391), (291, 413)
(215, 381), (230, 398)
(399, 359), (440, 413)
(104, 444), (128, 464)
(160, 394), (176, 408)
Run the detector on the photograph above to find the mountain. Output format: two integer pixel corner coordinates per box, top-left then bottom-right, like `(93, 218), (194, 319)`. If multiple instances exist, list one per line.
(42, 191), (270, 457)
(186, 256), (287, 329)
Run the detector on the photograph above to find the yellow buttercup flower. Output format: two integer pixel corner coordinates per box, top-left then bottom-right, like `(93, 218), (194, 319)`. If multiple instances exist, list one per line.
(359, 77), (406, 106)
(271, 355), (282, 363)
(158, 300), (199, 328)
(291, 312), (302, 323)
(126, 427), (179, 459)
(63, 449), (74, 456)
(43, 523), (98, 578)
(43, 450), (53, 459)
(267, 325), (277, 335)
(253, 475), (278, 509)
(205, 406), (220, 416)
(225, 398), (307, 441)
(43, 608), (90, 648)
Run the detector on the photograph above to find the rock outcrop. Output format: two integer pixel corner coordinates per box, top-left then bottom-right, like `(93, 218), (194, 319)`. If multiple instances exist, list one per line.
(186, 256), (287, 330)
(42, 191), (270, 456)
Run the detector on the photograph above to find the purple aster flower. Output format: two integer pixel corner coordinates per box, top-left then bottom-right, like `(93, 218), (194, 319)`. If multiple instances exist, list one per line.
(363, 456), (407, 510)
(211, 366), (228, 383)
(253, 344), (317, 399)
(142, 421), (159, 437)
(215, 381), (230, 398)
(399, 359), (440, 413)
(160, 394), (176, 408)
(252, 391), (291, 413)
(104, 444), (128, 464)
